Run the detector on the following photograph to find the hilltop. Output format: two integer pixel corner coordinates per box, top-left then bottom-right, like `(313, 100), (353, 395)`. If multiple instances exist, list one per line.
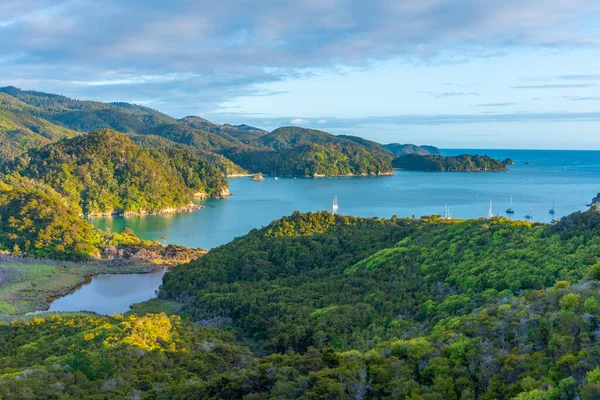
(2, 129), (226, 215)
(0, 87), (433, 178)
(383, 142), (441, 156)
(392, 153), (509, 172)
(0, 93), (79, 159)
(225, 126), (395, 176)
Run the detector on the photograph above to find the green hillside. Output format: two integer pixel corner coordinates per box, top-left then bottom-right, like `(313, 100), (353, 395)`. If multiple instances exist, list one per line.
(2, 130), (207, 215)
(392, 153), (509, 172)
(128, 133), (246, 176)
(0, 87), (243, 155)
(2, 209), (600, 398)
(0, 178), (103, 260)
(0, 93), (79, 160)
(180, 116), (269, 146)
(383, 142), (441, 156)
(225, 126), (394, 176)
(0, 88), (403, 178)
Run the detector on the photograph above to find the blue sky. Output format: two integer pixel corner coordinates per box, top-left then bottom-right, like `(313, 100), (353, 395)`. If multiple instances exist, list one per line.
(1, 1), (600, 149)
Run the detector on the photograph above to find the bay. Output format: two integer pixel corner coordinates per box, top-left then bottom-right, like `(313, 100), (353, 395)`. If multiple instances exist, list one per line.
(90, 149), (600, 250)
(52, 149), (600, 315)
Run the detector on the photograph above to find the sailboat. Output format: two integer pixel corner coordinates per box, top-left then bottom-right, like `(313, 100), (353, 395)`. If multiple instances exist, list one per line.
(506, 195), (515, 214)
(524, 204), (533, 221)
(549, 199), (555, 215)
(488, 199), (494, 219)
(444, 204), (452, 220)
(332, 196), (339, 212)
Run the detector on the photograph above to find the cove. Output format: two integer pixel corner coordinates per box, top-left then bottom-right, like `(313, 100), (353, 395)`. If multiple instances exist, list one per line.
(90, 149), (600, 250)
(45, 268), (167, 315)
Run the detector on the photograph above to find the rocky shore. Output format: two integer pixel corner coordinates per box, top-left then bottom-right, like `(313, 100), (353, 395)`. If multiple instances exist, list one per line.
(84, 202), (204, 217)
(194, 188), (232, 200)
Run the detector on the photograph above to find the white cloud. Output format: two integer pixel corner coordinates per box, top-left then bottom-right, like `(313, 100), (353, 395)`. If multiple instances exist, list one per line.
(291, 118), (309, 125)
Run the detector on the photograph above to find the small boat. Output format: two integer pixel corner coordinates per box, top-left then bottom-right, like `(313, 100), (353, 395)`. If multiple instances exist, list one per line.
(549, 199), (555, 215)
(488, 199), (494, 219)
(524, 204), (533, 221)
(274, 177), (279, 180)
(332, 196), (339, 212)
(506, 195), (515, 214)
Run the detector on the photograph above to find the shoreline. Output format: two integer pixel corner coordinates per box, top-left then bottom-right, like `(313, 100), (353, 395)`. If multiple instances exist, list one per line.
(0, 247), (204, 318)
(83, 188), (233, 217)
(0, 260), (165, 318)
(237, 171), (395, 179)
(28, 263), (165, 315)
(84, 202), (204, 217)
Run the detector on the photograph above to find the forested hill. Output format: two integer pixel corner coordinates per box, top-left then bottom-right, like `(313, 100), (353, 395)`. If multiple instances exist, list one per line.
(151, 207), (600, 398)
(2, 129), (228, 215)
(0, 93), (79, 159)
(392, 153), (510, 171)
(383, 142), (441, 156)
(223, 126), (395, 176)
(0, 176), (202, 262)
(0, 87), (427, 177)
(2, 208), (600, 397)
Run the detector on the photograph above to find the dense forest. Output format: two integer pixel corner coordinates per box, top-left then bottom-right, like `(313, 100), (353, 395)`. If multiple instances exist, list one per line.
(1, 208), (600, 398)
(0, 87), (430, 178)
(0, 177), (103, 260)
(225, 127), (395, 176)
(392, 153), (510, 172)
(0, 176), (202, 262)
(2, 129), (228, 215)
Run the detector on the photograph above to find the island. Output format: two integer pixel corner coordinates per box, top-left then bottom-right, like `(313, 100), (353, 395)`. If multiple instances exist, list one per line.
(251, 172), (265, 181)
(383, 143), (441, 156)
(392, 153), (510, 172)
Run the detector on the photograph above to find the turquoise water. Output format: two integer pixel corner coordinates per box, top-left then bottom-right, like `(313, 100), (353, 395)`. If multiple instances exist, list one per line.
(91, 149), (600, 250)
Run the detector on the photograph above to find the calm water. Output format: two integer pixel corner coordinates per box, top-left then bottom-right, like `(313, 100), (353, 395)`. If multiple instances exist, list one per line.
(45, 268), (166, 314)
(61, 149), (599, 314)
(91, 149), (600, 250)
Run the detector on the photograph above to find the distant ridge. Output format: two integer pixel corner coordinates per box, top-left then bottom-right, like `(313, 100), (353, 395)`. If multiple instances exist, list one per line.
(0, 86), (439, 177)
(383, 142), (441, 156)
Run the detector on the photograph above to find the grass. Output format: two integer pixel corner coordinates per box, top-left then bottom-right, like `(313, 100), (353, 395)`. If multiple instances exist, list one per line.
(0, 259), (161, 317)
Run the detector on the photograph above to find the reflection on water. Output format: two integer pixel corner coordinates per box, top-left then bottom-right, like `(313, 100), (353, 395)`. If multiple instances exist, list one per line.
(46, 268), (166, 315)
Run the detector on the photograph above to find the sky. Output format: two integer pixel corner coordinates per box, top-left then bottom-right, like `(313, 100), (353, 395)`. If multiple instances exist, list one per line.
(1, 1), (600, 149)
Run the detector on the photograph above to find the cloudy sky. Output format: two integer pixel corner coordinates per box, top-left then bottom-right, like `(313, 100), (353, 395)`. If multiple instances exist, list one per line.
(2, 0), (600, 149)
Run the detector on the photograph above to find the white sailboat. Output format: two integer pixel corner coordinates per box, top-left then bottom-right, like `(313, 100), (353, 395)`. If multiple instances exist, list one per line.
(488, 199), (494, 219)
(332, 196), (339, 212)
(506, 195), (514, 214)
(444, 204), (452, 220)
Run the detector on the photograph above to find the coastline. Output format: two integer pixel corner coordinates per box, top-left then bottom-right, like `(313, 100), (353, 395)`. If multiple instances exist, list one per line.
(237, 171), (395, 179)
(83, 202), (204, 217)
(0, 247), (206, 318)
(0, 260), (161, 318)
(83, 188), (233, 217)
